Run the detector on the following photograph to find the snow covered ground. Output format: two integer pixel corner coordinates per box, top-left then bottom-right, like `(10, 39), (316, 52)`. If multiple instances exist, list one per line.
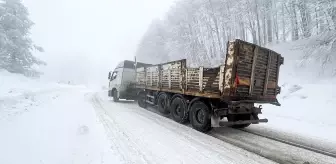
(0, 70), (120, 164)
(257, 83), (336, 143)
(253, 40), (336, 143)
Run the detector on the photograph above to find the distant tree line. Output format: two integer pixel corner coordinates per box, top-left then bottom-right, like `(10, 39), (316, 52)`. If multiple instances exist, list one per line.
(136, 0), (336, 67)
(0, 0), (45, 77)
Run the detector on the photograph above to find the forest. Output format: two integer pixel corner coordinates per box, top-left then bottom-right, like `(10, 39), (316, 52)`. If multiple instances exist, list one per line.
(136, 0), (336, 69)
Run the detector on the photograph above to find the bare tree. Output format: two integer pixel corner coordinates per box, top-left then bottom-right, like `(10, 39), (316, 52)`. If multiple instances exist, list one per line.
(136, 0), (336, 70)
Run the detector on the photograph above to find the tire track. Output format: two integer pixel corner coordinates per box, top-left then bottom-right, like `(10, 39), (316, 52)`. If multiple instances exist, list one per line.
(91, 94), (153, 164)
(99, 95), (336, 164)
(95, 95), (207, 164)
(240, 129), (336, 158)
(98, 95), (275, 164)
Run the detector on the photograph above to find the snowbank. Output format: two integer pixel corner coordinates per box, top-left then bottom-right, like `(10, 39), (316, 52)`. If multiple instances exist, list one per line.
(0, 70), (120, 164)
(258, 38), (336, 142)
(260, 83), (336, 142)
(0, 69), (69, 98)
(0, 89), (119, 164)
(0, 69), (85, 121)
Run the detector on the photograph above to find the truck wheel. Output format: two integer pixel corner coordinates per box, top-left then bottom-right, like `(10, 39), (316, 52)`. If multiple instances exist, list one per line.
(170, 96), (188, 124)
(137, 91), (147, 108)
(157, 93), (170, 114)
(113, 90), (119, 102)
(189, 100), (212, 132)
(108, 90), (111, 97)
(227, 114), (251, 129)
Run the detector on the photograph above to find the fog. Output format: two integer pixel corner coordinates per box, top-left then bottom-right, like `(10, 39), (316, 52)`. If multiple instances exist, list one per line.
(23, 0), (175, 88)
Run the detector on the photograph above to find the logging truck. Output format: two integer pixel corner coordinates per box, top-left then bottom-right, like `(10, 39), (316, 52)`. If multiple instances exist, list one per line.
(108, 39), (284, 132)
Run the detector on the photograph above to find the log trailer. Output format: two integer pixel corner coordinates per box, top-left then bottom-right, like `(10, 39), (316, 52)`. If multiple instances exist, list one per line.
(108, 39), (284, 132)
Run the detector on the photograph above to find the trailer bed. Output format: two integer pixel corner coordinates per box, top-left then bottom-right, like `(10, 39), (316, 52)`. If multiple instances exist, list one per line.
(135, 39), (284, 104)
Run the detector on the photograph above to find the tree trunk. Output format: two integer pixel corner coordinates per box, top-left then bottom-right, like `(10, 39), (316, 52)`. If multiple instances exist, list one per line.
(282, 2), (286, 42)
(266, 0), (273, 43)
(249, 19), (258, 44)
(290, 1), (299, 41)
(331, 6), (336, 29)
(208, 0), (223, 59)
(315, 6), (319, 34)
(262, 14), (267, 45)
(274, 2), (279, 43)
(298, 0), (312, 38)
(240, 22), (246, 40)
(254, 0), (262, 45)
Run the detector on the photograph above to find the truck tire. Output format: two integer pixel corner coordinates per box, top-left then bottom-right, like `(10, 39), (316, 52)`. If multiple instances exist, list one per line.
(113, 90), (119, 102)
(157, 93), (170, 114)
(137, 91), (147, 108)
(108, 90), (111, 97)
(227, 114), (251, 129)
(189, 100), (212, 132)
(170, 96), (188, 124)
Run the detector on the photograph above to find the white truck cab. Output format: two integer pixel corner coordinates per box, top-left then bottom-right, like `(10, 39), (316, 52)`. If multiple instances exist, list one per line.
(108, 60), (137, 101)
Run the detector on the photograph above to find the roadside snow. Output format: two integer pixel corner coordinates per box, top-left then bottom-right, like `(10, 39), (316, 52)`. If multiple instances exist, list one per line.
(0, 71), (120, 164)
(256, 40), (336, 143)
(259, 83), (336, 143)
(0, 70), (57, 97)
(0, 69), (83, 121)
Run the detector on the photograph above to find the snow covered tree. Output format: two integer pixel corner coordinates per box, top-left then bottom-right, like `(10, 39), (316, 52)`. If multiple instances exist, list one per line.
(137, 0), (336, 69)
(0, 0), (45, 77)
(0, 1), (7, 68)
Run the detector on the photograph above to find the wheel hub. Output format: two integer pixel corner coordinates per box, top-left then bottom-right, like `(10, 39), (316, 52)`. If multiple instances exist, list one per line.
(196, 109), (205, 124)
(160, 100), (165, 108)
(176, 105), (181, 115)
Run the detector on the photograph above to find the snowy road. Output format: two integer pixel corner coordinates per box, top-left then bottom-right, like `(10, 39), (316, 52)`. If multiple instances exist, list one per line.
(211, 129), (336, 164)
(93, 93), (275, 164)
(94, 92), (336, 164)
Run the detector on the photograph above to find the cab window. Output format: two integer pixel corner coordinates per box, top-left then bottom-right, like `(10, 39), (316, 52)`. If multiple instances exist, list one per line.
(111, 71), (117, 80)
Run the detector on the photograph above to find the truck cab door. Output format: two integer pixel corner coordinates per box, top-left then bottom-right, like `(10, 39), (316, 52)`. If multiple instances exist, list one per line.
(109, 71), (118, 89)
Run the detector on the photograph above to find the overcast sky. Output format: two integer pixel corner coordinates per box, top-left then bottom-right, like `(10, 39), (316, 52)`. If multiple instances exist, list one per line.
(22, 0), (175, 87)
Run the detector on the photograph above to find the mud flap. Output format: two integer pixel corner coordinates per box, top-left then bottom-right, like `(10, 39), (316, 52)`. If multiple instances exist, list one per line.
(211, 115), (220, 127)
(270, 98), (281, 106)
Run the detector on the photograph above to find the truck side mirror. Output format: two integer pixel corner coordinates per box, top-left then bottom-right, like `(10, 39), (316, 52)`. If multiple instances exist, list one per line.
(108, 72), (111, 80)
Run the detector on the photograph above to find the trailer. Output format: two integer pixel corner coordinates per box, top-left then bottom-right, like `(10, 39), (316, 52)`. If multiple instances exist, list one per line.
(108, 39), (284, 132)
